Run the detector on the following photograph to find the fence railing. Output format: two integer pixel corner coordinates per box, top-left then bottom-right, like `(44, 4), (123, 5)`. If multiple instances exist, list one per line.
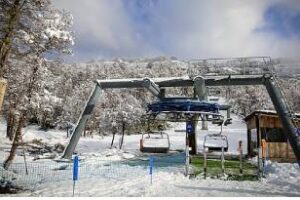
(187, 56), (275, 78)
(0, 154), (187, 190)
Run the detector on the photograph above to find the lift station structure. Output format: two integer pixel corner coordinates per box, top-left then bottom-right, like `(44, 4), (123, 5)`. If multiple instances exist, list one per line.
(62, 58), (300, 167)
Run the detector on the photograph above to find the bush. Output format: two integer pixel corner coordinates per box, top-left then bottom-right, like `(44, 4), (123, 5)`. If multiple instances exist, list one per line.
(31, 139), (43, 146)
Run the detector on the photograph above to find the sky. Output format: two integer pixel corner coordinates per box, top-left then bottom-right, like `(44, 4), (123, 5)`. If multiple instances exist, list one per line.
(52, 0), (300, 62)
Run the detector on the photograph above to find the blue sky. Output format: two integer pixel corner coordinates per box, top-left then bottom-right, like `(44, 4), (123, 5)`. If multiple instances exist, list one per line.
(260, 3), (300, 38)
(53, 0), (300, 62)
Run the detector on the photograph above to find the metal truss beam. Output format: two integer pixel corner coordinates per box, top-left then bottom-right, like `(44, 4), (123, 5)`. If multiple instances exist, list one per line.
(96, 74), (269, 89)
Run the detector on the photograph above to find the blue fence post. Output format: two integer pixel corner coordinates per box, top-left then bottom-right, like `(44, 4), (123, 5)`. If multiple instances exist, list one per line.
(149, 156), (154, 185)
(72, 155), (79, 196)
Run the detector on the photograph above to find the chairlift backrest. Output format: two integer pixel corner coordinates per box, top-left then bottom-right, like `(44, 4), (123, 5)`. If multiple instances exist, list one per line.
(140, 131), (171, 153)
(203, 134), (228, 152)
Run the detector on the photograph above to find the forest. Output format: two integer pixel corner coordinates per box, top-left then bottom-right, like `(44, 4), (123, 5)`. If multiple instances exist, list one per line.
(1, 0), (300, 142)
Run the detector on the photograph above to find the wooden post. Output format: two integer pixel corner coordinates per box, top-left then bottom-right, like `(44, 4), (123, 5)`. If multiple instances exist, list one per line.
(238, 140), (243, 175)
(256, 115), (262, 177)
(247, 129), (252, 157)
(261, 139), (267, 165)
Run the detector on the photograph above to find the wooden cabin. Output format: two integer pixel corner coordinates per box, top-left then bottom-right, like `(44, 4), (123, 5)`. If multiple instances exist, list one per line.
(245, 110), (300, 162)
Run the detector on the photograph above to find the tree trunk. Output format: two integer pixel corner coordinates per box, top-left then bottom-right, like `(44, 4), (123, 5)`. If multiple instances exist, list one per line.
(119, 121), (125, 149)
(6, 108), (16, 141)
(111, 131), (116, 148)
(3, 114), (25, 169)
(0, 0), (22, 77)
(83, 119), (88, 137)
(40, 111), (48, 130)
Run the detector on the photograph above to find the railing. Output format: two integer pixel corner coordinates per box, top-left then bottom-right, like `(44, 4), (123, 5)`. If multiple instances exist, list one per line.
(187, 56), (275, 78)
(0, 154), (187, 190)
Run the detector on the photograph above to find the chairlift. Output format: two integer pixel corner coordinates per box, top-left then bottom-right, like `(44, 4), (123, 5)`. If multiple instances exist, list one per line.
(224, 118), (232, 126)
(140, 131), (170, 153)
(212, 118), (224, 126)
(203, 133), (229, 152)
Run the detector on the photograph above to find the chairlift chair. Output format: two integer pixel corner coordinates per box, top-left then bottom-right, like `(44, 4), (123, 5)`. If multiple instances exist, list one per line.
(203, 134), (229, 152)
(211, 118), (224, 126)
(224, 118), (232, 126)
(140, 131), (170, 153)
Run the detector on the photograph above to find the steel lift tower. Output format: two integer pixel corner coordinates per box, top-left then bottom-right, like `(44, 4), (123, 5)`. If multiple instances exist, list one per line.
(61, 73), (300, 166)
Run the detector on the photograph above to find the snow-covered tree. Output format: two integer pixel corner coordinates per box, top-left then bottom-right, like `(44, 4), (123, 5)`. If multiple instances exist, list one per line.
(2, 0), (74, 168)
(0, 0), (73, 77)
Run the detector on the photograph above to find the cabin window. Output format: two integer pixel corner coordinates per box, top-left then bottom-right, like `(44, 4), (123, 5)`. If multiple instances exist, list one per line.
(261, 128), (287, 142)
(250, 129), (257, 150)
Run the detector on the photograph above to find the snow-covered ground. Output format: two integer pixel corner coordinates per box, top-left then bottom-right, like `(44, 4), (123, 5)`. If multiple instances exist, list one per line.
(27, 163), (300, 197)
(0, 113), (300, 197)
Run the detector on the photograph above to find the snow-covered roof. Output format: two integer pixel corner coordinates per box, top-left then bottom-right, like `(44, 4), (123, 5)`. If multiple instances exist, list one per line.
(244, 110), (300, 121)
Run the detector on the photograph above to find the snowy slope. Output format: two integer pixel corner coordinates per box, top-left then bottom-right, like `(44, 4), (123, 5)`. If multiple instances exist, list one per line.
(7, 161), (300, 197)
(1, 113), (300, 197)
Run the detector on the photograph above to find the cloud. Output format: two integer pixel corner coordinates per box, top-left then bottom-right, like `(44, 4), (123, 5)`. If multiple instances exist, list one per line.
(52, 0), (160, 61)
(52, 0), (300, 61)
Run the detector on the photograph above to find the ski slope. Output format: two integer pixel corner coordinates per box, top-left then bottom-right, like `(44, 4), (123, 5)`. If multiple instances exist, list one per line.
(0, 114), (300, 197)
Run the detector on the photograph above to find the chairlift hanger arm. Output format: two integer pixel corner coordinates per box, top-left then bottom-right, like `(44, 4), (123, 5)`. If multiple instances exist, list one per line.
(142, 78), (161, 98)
(193, 76), (207, 100)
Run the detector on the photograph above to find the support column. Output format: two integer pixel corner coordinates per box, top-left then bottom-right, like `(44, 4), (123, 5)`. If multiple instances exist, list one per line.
(194, 76), (208, 130)
(62, 83), (102, 159)
(201, 115), (208, 130)
(227, 108), (231, 119)
(264, 78), (300, 166)
(247, 129), (252, 157)
(188, 115), (199, 155)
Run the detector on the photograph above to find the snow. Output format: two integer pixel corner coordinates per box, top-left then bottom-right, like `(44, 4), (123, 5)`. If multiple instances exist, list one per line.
(254, 110), (300, 117)
(1, 113), (300, 197)
(8, 161), (300, 197)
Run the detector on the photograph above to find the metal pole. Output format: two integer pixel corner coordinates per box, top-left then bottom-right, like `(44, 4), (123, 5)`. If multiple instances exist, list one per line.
(257, 147), (263, 177)
(23, 148), (28, 175)
(62, 84), (102, 159)
(202, 114), (208, 130)
(264, 78), (300, 166)
(227, 107), (231, 119)
(239, 141), (243, 175)
(72, 181), (76, 197)
(203, 148), (207, 179)
(185, 132), (189, 176)
(221, 147), (225, 174)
